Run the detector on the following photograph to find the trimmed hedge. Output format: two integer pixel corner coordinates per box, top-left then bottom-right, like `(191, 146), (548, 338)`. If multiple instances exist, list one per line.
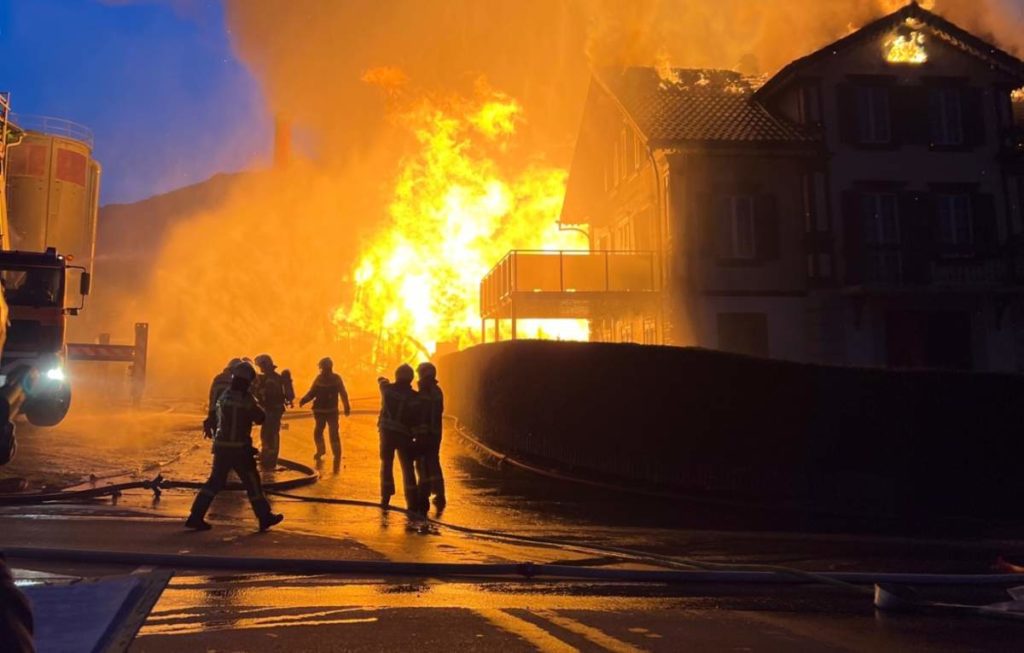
(440, 341), (1024, 520)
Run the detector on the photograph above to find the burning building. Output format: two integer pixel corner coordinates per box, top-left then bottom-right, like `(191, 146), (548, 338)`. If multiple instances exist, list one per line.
(554, 2), (1024, 372)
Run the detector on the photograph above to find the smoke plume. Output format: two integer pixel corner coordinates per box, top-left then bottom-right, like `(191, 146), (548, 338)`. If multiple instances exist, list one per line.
(105, 0), (1024, 395)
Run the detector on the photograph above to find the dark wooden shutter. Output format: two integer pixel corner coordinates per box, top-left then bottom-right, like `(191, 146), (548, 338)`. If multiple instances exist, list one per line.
(842, 190), (864, 284)
(972, 193), (998, 255)
(755, 194), (780, 261)
(963, 87), (986, 147)
(900, 192), (932, 284)
(837, 83), (858, 145)
(893, 84), (929, 146)
(696, 192), (716, 258)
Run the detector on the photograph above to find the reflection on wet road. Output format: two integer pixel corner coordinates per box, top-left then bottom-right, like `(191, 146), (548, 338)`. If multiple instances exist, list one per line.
(4, 403), (1024, 650)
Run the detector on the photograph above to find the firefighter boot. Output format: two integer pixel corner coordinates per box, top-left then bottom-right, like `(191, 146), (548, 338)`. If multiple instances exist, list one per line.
(253, 498), (284, 532)
(185, 492), (214, 531)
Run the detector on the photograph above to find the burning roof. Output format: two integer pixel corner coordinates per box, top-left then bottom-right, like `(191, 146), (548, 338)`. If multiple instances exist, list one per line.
(596, 67), (815, 145)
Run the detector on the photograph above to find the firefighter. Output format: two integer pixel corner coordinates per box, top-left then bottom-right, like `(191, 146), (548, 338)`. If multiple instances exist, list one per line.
(299, 357), (351, 462)
(377, 364), (425, 513)
(186, 361), (283, 531)
(208, 357), (241, 410)
(414, 361), (446, 514)
(251, 353), (294, 469)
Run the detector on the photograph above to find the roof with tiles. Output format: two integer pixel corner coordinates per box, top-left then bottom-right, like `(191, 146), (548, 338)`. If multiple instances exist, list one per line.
(596, 67), (817, 145)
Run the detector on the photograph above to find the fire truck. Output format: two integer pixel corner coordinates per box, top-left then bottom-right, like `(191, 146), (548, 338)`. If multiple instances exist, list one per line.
(0, 92), (137, 463)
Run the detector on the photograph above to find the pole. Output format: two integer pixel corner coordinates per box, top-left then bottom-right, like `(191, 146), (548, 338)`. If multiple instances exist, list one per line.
(131, 323), (149, 407)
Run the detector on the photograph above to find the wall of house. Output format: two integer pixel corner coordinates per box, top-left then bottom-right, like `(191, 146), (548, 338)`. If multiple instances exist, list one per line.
(765, 26), (1024, 372)
(657, 150), (814, 360)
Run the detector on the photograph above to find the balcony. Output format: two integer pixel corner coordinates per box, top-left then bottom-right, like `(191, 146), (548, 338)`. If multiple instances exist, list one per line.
(480, 250), (661, 339)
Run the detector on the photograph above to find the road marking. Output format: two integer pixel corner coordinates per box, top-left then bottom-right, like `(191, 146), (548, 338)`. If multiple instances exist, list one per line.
(475, 608), (577, 652)
(534, 610), (646, 653)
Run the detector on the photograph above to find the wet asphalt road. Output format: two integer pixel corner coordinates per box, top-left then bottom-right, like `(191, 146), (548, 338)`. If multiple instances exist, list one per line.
(2, 401), (1024, 650)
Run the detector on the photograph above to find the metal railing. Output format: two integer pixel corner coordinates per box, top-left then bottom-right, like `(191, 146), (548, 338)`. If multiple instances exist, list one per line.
(10, 114), (94, 148)
(481, 250), (658, 316)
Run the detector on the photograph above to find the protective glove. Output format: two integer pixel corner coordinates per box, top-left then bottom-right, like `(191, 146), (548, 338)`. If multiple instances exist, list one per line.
(344, 407), (351, 417)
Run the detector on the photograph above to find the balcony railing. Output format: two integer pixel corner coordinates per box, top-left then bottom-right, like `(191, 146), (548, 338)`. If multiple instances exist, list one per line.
(10, 113), (94, 148)
(480, 250), (659, 317)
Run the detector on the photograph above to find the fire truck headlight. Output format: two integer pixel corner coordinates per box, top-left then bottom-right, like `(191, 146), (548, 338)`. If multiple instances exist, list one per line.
(45, 368), (65, 382)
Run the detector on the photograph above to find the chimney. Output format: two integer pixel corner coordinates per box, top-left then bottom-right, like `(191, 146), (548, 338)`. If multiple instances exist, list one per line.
(273, 114), (291, 169)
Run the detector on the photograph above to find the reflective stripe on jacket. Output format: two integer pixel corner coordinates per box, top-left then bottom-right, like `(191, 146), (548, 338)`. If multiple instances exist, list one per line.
(377, 379), (418, 436)
(415, 382), (444, 439)
(208, 370), (232, 409)
(207, 389), (265, 450)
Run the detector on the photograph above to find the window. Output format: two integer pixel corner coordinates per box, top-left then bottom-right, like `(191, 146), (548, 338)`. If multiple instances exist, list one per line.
(724, 195), (756, 259)
(856, 86), (891, 144)
(862, 193), (900, 245)
(798, 84), (822, 126)
(929, 88), (964, 146)
(862, 193), (901, 282)
(936, 193), (973, 252)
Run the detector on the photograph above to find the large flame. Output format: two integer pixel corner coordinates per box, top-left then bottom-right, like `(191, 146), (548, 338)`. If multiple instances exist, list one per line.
(885, 30), (927, 64)
(335, 76), (587, 362)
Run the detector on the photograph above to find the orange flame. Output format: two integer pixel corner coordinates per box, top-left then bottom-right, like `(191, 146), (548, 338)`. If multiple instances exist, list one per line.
(335, 77), (587, 361)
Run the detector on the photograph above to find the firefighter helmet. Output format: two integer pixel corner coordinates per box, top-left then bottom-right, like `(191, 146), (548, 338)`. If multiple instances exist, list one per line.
(318, 357), (333, 371)
(232, 361), (257, 382)
(395, 364), (414, 384)
(417, 362), (437, 380)
(254, 354), (276, 371)
(226, 357), (242, 371)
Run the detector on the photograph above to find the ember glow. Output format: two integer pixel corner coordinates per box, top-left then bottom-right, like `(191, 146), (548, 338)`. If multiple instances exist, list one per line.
(336, 76), (587, 361)
(885, 30), (928, 64)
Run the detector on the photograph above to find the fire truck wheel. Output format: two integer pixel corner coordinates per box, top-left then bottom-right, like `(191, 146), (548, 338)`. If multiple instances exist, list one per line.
(24, 385), (71, 427)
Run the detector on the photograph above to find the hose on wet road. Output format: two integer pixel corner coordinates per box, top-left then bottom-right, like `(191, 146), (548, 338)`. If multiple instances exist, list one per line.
(0, 457), (320, 505)
(3, 544), (1021, 589)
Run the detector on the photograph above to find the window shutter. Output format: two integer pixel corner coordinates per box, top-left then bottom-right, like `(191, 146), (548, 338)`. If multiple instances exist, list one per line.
(963, 87), (986, 147)
(697, 192), (716, 258)
(755, 194), (780, 261)
(837, 83), (858, 144)
(899, 192), (932, 283)
(893, 84), (929, 146)
(972, 193), (998, 254)
(715, 196), (732, 259)
(842, 190), (864, 284)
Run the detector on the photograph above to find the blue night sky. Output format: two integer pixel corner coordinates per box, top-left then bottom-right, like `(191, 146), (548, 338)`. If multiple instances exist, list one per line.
(0, 0), (270, 205)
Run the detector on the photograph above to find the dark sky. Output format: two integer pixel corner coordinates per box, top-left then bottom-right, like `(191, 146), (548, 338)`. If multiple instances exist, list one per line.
(0, 0), (269, 205)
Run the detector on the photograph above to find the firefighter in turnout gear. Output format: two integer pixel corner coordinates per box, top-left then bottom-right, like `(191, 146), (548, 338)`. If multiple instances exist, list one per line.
(186, 362), (283, 532)
(414, 361), (446, 514)
(251, 353), (295, 469)
(208, 357), (241, 410)
(299, 357), (351, 462)
(377, 364), (424, 513)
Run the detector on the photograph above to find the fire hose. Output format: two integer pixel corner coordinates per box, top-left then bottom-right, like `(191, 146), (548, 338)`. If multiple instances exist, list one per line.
(0, 423), (1021, 615)
(0, 457), (319, 505)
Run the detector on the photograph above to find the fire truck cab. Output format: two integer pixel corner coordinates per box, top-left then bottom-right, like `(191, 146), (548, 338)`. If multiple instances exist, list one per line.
(0, 247), (90, 427)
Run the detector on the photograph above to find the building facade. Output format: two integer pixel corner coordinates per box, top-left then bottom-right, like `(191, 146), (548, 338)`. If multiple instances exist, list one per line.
(560, 2), (1024, 372)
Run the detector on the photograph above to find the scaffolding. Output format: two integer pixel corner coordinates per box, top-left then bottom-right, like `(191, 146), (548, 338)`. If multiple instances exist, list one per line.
(479, 250), (661, 342)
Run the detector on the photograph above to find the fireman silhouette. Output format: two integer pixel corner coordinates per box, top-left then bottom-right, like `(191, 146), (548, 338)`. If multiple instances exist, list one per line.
(377, 364), (425, 513)
(299, 357), (351, 462)
(208, 357), (241, 410)
(414, 361), (446, 514)
(187, 361), (283, 532)
(251, 353), (295, 469)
